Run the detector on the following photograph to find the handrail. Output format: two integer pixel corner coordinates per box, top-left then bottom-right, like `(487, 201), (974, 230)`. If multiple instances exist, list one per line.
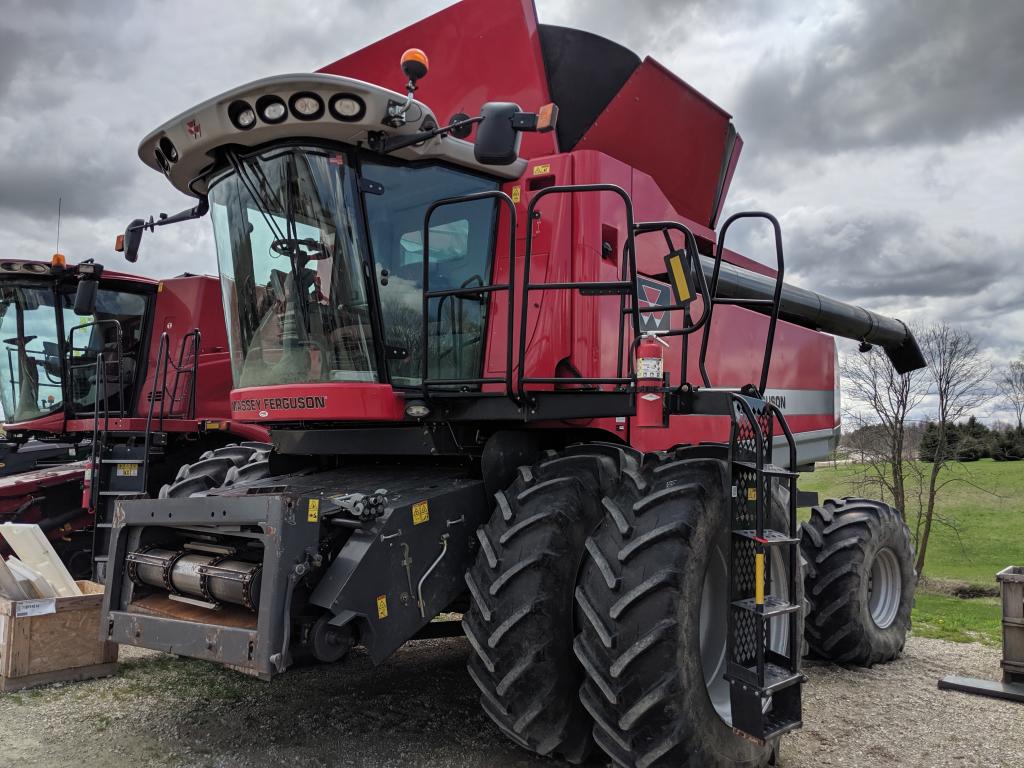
(421, 190), (517, 401)
(517, 184), (638, 401)
(700, 212), (785, 394)
(626, 220), (717, 381)
(68, 319), (125, 417)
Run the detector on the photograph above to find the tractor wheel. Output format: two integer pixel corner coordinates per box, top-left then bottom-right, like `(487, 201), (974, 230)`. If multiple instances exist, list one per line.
(463, 443), (641, 763)
(801, 497), (916, 666)
(159, 442), (272, 498)
(575, 454), (803, 768)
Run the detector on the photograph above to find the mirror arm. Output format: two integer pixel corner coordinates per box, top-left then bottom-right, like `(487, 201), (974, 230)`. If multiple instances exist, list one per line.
(129, 196), (209, 235)
(379, 116), (485, 154)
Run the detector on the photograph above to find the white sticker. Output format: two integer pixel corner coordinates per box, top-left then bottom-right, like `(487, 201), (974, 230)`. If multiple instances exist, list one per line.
(15, 598), (56, 618)
(641, 393), (661, 402)
(637, 358), (663, 379)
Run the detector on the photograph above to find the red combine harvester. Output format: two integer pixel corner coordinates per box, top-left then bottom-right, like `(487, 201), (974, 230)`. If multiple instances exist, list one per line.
(0, 257), (268, 577)
(100, 1), (923, 765)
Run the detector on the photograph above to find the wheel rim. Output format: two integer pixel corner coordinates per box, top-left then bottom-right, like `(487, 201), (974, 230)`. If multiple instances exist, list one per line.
(700, 533), (790, 725)
(868, 547), (902, 629)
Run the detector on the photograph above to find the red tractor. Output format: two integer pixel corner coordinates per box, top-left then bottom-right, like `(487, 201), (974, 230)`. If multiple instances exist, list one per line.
(0, 256), (268, 577)
(100, 2), (922, 765)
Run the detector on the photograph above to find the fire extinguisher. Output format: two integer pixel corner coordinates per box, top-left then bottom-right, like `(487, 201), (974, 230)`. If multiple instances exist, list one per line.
(81, 459), (93, 513)
(636, 333), (669, 428)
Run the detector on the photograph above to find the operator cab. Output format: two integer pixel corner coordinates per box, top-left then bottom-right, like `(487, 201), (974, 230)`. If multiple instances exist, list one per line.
(129, 60), (550, 398)
(0, 260), (153, 427)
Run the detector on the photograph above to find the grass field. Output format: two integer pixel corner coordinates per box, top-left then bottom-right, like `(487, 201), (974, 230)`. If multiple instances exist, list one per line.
(800, 459), (1023, 646)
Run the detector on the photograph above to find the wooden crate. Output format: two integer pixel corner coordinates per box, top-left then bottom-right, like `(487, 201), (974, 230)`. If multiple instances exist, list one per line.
(997, 566), (1024, 684)
(0, 580), (118, 692)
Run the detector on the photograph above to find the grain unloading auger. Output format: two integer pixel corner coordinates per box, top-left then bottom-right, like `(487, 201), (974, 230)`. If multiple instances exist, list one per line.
(99, 2), (923, 765)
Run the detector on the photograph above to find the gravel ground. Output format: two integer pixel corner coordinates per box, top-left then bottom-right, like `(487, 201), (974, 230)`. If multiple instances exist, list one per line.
(0, 636), (1020, 768)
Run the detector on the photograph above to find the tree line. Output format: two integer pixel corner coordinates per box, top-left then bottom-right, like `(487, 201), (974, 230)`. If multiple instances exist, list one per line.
(839, 323), (1021, 575)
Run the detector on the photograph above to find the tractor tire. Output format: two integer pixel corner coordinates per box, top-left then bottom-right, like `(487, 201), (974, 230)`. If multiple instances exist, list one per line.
(159, 442), (272, 498)
(463, 443), (642, 764)
(801, 497), (916, 666)
(575, 453), (804, 768)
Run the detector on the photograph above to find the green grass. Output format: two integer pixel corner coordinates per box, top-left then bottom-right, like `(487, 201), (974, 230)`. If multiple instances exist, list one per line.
(910, 592), (1003, 646)
(800, 458), (1023, 644)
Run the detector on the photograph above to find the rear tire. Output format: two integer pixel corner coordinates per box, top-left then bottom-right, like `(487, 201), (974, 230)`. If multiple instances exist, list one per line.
(463, 443), (641, 763)
(575, 453), (802, 768)
(159, 442), (272, 498)
(801, 497), (916, 666)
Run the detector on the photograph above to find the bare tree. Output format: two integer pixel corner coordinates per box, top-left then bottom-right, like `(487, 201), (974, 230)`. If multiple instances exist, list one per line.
(915, 324), (993, 575)
(998, 355), (1024, 430)
(840, 346), (928, 515)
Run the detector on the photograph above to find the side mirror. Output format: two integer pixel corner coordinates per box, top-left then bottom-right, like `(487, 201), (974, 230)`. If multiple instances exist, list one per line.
(116, 219), (145, 263)
(73, 278), (98, 316)
(474, 103), (523, 165)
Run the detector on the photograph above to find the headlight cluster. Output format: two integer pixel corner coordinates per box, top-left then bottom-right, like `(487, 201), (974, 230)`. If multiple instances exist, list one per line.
(228, 92), (365, 131)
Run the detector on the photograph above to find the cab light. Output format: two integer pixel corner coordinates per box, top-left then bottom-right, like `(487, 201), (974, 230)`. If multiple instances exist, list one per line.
(256, 95), (288, 124)
(328, 93), (366, 122)
(229, 100), (257, 130)
(289, 92), (324, 121)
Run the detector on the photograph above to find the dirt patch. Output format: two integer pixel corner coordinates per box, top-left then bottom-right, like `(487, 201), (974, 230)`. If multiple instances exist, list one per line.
(920, 576), (1001, 599)
(0, 636), (1020, 768)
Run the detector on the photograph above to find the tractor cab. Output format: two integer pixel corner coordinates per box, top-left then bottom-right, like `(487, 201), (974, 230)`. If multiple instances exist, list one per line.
(0, 259), (154, 434)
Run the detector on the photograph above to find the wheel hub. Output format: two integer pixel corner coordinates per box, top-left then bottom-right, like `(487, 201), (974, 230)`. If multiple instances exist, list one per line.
(867, 547), (902, 629)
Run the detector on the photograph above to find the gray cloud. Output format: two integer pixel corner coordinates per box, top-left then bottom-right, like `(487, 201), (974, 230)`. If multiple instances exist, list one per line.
(735, 0), (1024, 153)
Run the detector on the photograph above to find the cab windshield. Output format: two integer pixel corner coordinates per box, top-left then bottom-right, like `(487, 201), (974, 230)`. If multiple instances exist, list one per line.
(210, 146), (377, 387)
(0, 284), (69, 422)
(209, 145), (499, 389)
(0, 282), (148, 423)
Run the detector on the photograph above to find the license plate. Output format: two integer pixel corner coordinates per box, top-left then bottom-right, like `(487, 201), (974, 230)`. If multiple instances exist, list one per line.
(116, 463), (139, 477)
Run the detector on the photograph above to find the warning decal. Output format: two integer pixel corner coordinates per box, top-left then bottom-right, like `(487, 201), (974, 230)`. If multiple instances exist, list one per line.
(308, 499), (320, 523)
(412, 501), (429, 525)
(376, 594), (389, 619)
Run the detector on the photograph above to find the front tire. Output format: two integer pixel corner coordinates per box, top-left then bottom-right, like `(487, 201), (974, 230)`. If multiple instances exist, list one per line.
(463, 443), (641, 763)
(575, 453), (802, 768)
(801, 497), (916, 666)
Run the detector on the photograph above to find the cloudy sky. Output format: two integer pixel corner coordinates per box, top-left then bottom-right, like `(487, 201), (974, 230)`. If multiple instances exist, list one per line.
(1, 0), (1022, 418)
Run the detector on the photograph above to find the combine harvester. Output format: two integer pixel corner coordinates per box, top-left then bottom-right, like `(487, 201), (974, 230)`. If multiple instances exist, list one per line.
(100, 1), (922, 765)
(0, 256), (268, 577)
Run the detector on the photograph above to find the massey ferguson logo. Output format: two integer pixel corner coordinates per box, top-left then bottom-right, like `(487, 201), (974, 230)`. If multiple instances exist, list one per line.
(186, 119), (202, 139)
(232, 396), (327, 413)
(637, 276), (671, 332)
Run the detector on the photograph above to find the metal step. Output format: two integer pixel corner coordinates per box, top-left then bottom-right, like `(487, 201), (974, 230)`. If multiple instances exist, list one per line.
(732, 595), (800, 617)
(733, 460), (798, 478)
(733, 528), (800, 545)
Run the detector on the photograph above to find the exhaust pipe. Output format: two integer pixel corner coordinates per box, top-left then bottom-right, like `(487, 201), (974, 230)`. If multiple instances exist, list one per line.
(699, 258), (926, 373)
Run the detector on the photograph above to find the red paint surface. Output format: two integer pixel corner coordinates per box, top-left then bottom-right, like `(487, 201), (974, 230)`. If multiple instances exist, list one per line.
(574, 59), (736, 229)
(319, 0), (557, 158)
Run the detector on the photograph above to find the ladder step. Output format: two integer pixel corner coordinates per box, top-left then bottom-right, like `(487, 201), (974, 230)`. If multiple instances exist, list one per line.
(728, 661), (803, 695)
(100, 459), (143, 464)
(761, 714), (803, 741)
(732, 595), (799, 617)
(733, 460), (798, 478)
(733, 529), (800, 545)
(98, 491), (147, 497)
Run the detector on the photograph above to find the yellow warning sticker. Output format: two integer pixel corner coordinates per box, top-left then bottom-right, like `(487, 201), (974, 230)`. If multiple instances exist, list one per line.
(308, 498), (320, 523)
(376, 594), (389, 619)
(532, 163), (551, 175)
(511, 185), (521, 204)
(746, 487), (757, 501)
(116, 463), (138, 478)
(412, 500), (429, 525)
(755, 553), (765, 605)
